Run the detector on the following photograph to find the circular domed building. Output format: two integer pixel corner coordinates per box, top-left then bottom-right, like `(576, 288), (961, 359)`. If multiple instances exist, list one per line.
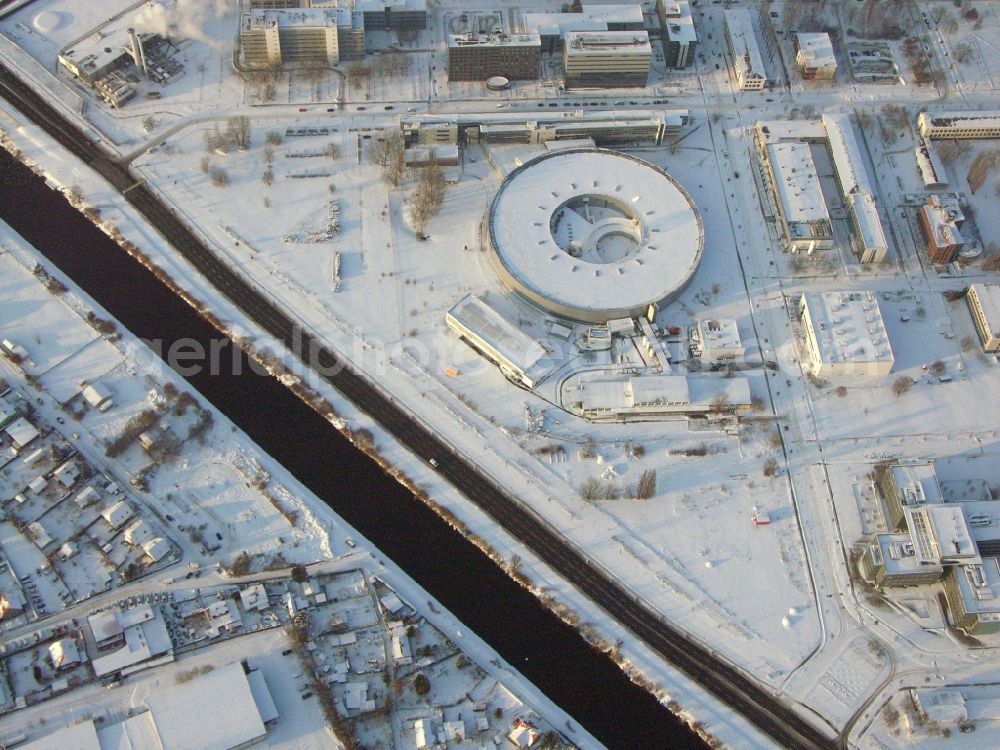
(487, 149), (703, 323)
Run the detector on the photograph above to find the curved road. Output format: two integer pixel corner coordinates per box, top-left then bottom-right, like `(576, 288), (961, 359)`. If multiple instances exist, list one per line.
(0, 62), (837, 750)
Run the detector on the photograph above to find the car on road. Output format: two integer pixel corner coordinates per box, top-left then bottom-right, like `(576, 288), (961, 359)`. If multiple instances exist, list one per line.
(327, 108), (336, 112)
(384, 105), (394, 110)
(298, 107), (307, 112)
(429, 458), (439, 468)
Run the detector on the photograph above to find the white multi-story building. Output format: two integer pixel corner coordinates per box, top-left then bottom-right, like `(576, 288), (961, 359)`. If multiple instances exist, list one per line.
(562, 30), (651, 89)
(799, 291), (894, 378)
(919, 110), (1000, 139)
(795, 32), (836, 80)
(691, 319), (743, 364)
(966, 283), (1000, 353)
(761, 141), (832, 252)
(240, 7), (364, 68)
(723, 8), (766, 90)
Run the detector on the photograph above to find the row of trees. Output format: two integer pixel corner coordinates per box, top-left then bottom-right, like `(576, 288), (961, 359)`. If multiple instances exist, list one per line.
(204, 115), (252, 153)
(367, 134), (448, 237)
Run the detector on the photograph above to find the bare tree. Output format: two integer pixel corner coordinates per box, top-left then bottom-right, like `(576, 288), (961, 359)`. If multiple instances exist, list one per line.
(385, 145), (407, 187)
(262, 168), (274, 186)
(579, 477), (603, 503)
(368, 131), (404, 168)
(952, 42), (974, 64)
(226, 116), (252, 151)
(409, 159), (447, 237)
(892, 376), (914, 397)
(204, 125), (229, 154)
(265, 130), (283, 146)
(635, 469), (657, 500)
(324, 142), (342, 160)
(209, 166), (230, 187)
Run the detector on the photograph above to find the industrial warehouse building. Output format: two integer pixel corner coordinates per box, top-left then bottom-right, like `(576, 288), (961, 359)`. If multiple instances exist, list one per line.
(798, 291), (894, 378)
(966, 283), (1000, 353)
(487, 149), (703, 323)
(657, 0), (698, 69)
(562, 30), (651, 89)
(723, 8), (766, 90)
(918, 110), (1000, 139)
(240, 7), (364, 67)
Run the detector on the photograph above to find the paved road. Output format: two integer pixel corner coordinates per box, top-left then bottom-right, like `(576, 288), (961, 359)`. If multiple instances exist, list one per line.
(0, 63), (837, 750)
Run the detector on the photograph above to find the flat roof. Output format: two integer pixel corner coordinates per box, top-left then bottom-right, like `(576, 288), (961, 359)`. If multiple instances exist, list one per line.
(796, 32), (835, 67)
(724, 8), (765, 80)
(564, 30), (651, 54)
(755, 119), (827, 144)
(147, 662), (267, 750)
(446, 295), (546, 378)
(766, 142), (830, 223)
(872, 533), (943, 577)
(662, 2), (697, 44)
(920, 110), (1000, 129)
(905, 505), (979, 566)
(889, 463), (944, 506)
(21, 721), (101, 750)
(448, 32), (540, 48)
(849, 193), (888, 253)
(823, 114), (874, 197)
(246, 7), (345, 29)
(695, 319), (742, 353)
(523, 4), (643, 36)
(969, 283), (1000, 332)
(489, 149), (702, 320)
(800, 291), (894, 366)
(953, 557), (1000, 619)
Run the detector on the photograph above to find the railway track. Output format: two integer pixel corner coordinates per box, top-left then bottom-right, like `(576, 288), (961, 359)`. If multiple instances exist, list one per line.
(0, 63), (838, 750)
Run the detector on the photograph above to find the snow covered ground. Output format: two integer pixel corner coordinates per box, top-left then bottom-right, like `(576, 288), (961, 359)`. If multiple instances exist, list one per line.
(4, 0), (1000, 747)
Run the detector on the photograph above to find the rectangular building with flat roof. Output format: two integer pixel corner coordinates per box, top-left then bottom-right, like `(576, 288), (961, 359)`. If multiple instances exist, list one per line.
(875, 462), (944, 531)
(919, 195), (965, 264)
(919, 110), (1000, 139)
(240, 7), (363, 68)
(446, 295), (548, 388)
(799, 291), (894, 378)
(967, 283), (1000, 353)
(761, 142), (833, 252)
(447, 33), (541, 81)
(658, 1), (698, 69)
(861, 533), (944, 587)
(795, 32), (836, 80)
(562, 30), (652, 89)
(724, 8), (766, 90)
(915, 138), (948, 189)
(943, 558), (1000, 634)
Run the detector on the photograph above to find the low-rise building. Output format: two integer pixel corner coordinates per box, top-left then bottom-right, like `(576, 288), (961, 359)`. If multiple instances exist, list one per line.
(569, 374), (751, 419)
(53, 460), (80, 488)
(903, 504), (979, 568)
(798, 291), (894, 378)
(658, 1), (698, 69)
(915, 138), (948, 189)
(123, 519), (153, 547)
(5, 416), (40, 452)
(102, 500), (135, 530)
(691, 319), (742, 364)
(445, 295), (549, 388)
(724, 8), (766, 91)
(919, 110), (1000, 139)
(447, 32), (541, 82)
(49, 638), (82, 670)
(761, 141), (832, 252)
(795, 32), (836, 80)
(562, 30), (651, 89)
(860, 533), (944, 587)
(875, 462), (944, 531)
(966, 283), (1000, 353)
(943, 557), (1000, 634)
(80, 381), (113, 411)
(918, 194), (965, 264)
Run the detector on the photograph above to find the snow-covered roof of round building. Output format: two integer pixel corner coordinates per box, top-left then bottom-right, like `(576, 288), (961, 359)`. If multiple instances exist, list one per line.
(488, 149), (703, 322)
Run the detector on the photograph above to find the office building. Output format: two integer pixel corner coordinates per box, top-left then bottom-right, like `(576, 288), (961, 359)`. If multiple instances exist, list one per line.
(918, 194), (965, 264)
(240, 7), (364, 68)
(523, 4), (644, 54)
(875, 462), (944, 531)
(760, 141), (833, 252)
(919, 110), (1000, 139)
(799, 291), (894, 378)
(658, 0), (698, 69)
(447, 33), (541, 82)
(861, 533), (945, 587)
(943, 558), (1000, 634)
(795, 32), (836, 80)
(562, 31), (652, 89)
(966, 283), (1000, 353)
(724, 8), (766, 90)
